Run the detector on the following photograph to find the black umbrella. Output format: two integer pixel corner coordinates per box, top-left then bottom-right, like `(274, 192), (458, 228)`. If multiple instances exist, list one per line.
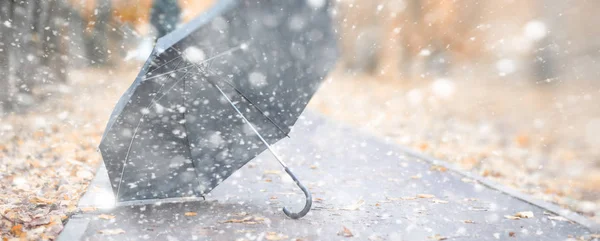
(99, 0), (337, 219)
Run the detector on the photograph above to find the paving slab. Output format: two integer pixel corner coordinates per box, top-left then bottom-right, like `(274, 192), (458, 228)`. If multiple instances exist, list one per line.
(59, 111), (598, 241)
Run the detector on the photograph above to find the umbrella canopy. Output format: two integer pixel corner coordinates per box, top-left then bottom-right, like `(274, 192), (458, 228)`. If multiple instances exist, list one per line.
(99, 0), (337, 218)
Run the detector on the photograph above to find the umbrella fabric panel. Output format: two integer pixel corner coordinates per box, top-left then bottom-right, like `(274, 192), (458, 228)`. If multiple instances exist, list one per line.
(114, 73), (200, 202)
(182, 70), (287, 195)
(171, 0), (337, 135)
(100, 49), (203, 201)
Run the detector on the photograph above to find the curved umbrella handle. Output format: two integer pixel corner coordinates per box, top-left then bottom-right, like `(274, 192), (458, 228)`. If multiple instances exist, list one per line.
(282, 167), (312, 219)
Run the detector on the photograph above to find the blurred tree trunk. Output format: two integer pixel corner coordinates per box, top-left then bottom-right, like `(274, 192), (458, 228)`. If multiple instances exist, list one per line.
(532, 0), (565, 84)
(151, 0), (181, 38)
(0, 1), (13, 112)
(38, 0), (68, 83)
(62, 2), (88, 68)
(12, 0), (38, 93)
(86, 0), (112, 66)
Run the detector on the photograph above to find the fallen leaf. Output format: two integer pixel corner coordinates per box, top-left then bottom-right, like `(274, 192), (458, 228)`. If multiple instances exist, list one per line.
(98, 228), (125, 235)
(184, 212), (197, 217)
(269, 196), (278, 200)
(341, 198), (365, 211)
(309, 165), (318, 169)
(430, 165), (448, 172)
(30, 216), (52, 226)
(11, 224), (24, 237)
(418, 143), (429, 151)
(504, 215), (520, 220)
(337, 226), (353, 237)
(221, 216), (265, 224)
(463, 220), (475, 224)
(432, 199), (448, 204)
(504, 211), (534, 220)
(98, 214), (115, 220)
(265, 232), (289, 241)
(417, 194), (435, 199)
(514, 211), (534, 218)
(410, 174), (422, 179)
(429, 234), (447, 240)
(29, 196), (54, 205)
(547, 216), (569, 222)
(386, 196), (417, 201)
(81, 207), (97, 212)
(509, 231), (516, 237)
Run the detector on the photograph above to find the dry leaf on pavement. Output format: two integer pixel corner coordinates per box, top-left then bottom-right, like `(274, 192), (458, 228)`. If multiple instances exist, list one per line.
(417, 194), (435, 199)
(98, 228), (126, 235)
(29, 196), (54, 206)
(429, 234), (447, 240)
(221, 216), (265, 224)
(98, 214), (115, 220)
(341, 198), (365, 211)
(547, 216), (570, 222)
(265, 232), (289, 241)
(337, 226), (353, 237)
(505, 211), (534, 220)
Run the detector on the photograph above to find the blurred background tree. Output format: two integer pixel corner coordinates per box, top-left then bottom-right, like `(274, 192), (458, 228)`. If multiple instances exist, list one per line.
(1, 0), (600, 114)
(151, 0), (181, 38)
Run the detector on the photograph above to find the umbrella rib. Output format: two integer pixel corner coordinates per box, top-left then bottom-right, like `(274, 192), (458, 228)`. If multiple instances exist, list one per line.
(142, 44), (244, 82)
(145, 41), (231, 77)
(145, 55), (184, 77)
(169, 43), (290, 137)
(144, 41), (228, 77)
(206, 79), (289, 168)
(206, 78), (312, 219)
(114, 60), (192, 202)
(203, 68), (290, 138)
(115, 118), (145, 202)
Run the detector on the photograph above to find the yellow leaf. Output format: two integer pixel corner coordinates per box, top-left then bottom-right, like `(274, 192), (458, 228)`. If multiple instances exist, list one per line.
(265, 232), (289, 241)
(184, 212), (197, 217)
(429, 234), (448, 240)
(98, 214), (115, 220)
(430, 165), (448, 172)
(11, 224), (24, 237)
(220, 216), (265, 224)
(81, 207), (97, 212)
(417, 194), (435, 199)
(29, 196), (54, 205)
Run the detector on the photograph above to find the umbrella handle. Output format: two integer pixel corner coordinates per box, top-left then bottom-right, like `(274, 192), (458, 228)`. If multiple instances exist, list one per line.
(282, 167), (312, 219)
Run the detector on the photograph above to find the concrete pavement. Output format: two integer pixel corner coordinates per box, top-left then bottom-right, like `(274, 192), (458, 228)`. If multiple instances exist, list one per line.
(58, 112), (598, 240)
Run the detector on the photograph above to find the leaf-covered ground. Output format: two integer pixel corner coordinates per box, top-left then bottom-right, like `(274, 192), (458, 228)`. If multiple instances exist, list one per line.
(0, 68), (132, 240)
(310, 69), (600, 224)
